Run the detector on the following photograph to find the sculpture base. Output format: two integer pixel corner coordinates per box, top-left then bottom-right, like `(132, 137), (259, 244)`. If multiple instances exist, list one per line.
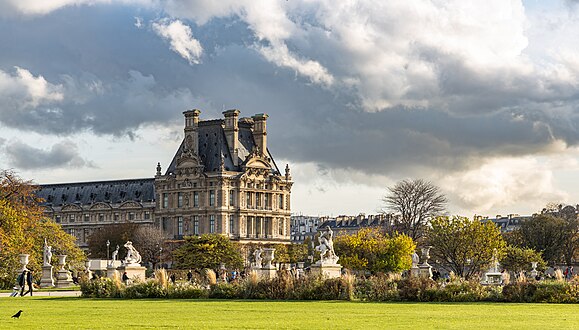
(410, 267), (420, 278)
(107, 266), (119, 279)
(54, 269), (73, 288)
(257, 267), (277, 279)
(117, 265), (146, 283)
(419, 264), (432, 279)
(310, 263), (342, 278)
(483, 273), (502, 285)
(39, 265), (54, 288)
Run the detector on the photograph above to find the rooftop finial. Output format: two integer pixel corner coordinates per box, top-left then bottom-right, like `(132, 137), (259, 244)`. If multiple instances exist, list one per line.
(156, 162), (161, 176)
(285, 164), (291, 181)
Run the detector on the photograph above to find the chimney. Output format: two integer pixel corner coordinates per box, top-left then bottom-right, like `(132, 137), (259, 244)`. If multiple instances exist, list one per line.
(251, 113), (268, 155)
(183, 109), (201, 154)
(222, 109), (240, 166)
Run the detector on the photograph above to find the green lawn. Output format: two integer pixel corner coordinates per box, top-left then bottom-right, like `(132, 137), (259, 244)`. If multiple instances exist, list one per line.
(1, 297), (579, 329)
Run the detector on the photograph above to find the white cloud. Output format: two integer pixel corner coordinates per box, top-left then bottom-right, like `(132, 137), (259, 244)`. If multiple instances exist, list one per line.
(0, 0), (155, 16)
(0, 67), (63, 109)
(152, 19), (203, 65)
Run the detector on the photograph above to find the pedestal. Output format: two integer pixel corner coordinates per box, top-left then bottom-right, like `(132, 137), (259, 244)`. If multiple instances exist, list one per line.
(40, 265), (54, 288)
(54, 270), (73, 288)
(107, 266), (119, 279)
(419, 264), (432, 279)
(310, 263), (343, 279)
(117, 265), (146, 283)
(410, 266), (420, 278)
(258, 267), (277, 279)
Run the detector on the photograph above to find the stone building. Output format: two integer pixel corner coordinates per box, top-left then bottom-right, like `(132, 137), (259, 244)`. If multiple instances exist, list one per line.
(318, 213), (397, 236)
(36, 178), (156, 249)
(36, 109), (293, 248)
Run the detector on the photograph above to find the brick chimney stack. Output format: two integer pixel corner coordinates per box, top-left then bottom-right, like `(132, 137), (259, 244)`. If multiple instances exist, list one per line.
(183, 109), (201, 153)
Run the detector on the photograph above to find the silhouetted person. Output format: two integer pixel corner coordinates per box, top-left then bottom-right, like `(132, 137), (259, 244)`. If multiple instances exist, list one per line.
(122, 272), (129, 284)
(11, 310), (23, 319)
(187, 270), (193, 282)
(19, 270), (28, 296)
(170, 273), (176, 284)
(21, 270), (33, 296)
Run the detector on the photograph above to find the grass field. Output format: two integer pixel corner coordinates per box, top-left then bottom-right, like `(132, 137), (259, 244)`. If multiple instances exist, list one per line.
(1, 297), (579, 329)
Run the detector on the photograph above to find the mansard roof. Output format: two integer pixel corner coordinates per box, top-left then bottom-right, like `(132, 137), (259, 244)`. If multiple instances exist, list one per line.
(165, 118), (280, 175)
(35, 178), (155, 206)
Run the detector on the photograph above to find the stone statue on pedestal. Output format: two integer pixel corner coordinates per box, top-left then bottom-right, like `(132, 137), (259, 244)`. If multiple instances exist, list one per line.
(43, 239), (52, 266)
(109, 245), (119, 266)
(316, 227), (339, 264)
(253, 248), (263, 268)
(123, 241), (142, 265)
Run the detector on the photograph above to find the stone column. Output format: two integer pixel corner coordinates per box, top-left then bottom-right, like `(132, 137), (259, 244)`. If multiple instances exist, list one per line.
(40, 265), (54, 288)
(419, 246), (433, 279)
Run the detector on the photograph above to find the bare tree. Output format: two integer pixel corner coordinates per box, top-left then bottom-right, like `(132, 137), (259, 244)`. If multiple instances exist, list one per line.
(133, 225), (166, 267)
(382, 179), (447, 241)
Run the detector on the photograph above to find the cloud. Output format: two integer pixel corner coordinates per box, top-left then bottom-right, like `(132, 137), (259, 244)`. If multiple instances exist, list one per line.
(4, 140), (95, 169)
(0, 66), (63, 109)
(152, 19), (203, 65)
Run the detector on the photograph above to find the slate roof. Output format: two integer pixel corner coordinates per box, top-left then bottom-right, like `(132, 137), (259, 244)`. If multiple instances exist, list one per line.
(35, 178), (155, 206)
(165, 118), (280, 175)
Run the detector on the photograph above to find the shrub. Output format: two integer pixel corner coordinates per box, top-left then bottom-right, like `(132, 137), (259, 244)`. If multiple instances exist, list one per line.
(209, 282), (241, 299)
(397, 277), (436, 301)
(123, 280), (166, 299)
(169, 282), (208, 299)
(357, 273), (399, 301)
(80, 277), (122, 298)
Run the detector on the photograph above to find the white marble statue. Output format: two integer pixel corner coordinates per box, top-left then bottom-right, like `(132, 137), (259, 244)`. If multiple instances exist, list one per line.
(111, 245), (119, 261)
(123, 241), (142, 265)
(43, 239), (52, 267)
(253, 248), (263, 268)
(411, 250), (420, 268)
(316, 227), (338, 264)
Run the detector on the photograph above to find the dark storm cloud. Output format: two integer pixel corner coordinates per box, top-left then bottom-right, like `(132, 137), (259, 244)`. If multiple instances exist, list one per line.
(4, 140), (95, 170)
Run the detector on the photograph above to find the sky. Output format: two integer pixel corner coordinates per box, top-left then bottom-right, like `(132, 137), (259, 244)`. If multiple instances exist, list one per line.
(1, 0), (579, 218)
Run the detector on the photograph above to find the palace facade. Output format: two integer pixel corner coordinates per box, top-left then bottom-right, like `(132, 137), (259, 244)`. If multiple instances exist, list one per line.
(36, 109), (293, 248)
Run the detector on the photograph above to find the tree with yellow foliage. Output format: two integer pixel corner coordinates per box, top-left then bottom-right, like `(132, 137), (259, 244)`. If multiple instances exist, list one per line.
(334, 228), (415, 274)
(0, 170), (84, 288)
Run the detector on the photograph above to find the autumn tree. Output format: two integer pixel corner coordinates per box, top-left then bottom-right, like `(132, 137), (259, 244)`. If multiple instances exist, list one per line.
(500, 246), (546, 274)
(427, 216), (506, 279)
(382, 179), (447, 241)
(172, 234), (243, 270)
(0, 170), (83, 288)
(334, 228), (415, 274)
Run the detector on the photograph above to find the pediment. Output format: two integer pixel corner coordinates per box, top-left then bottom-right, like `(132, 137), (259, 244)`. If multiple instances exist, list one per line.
(89, 202), (112, 210)
(119, 201), (142, 209)
(245, 158), (270, 169)
(61, 204), (83, 212)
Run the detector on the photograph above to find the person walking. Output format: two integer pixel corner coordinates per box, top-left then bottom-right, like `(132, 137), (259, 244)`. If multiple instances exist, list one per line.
(122, 272), (129, 285)
(20, 270), (33, 296)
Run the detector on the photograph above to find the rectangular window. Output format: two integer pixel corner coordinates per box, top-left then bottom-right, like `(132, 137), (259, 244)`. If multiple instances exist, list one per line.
(83, 229), (90, 242)
(178, 192), (183, 208)
(129, 212), (135, 221)
(209, 190), (215, 206)
(55, 215), (61, 223)
(162, 217), (168, 231)
(265, 193), (270, 209)
(84, 214), (90, 222)
(69, 214), (75, 223)
(256, 192), (261, 208)
(279, 194), (284, 210)
(246, 192), (252, 208)
(210, 215), (215, 233)
(279, 218), (284, 235)
(163, 193), (169, 208)
(193, 216), (199, 235)
(144, 211), (151, 220)
(229, 190), (234, 206)
(98, 213), (104, 222)
(246, 217), (252, 237)
(229, 215), (234, 234)
(114, 213), (119, 222)
(177, 216), (183, 236)
(193, 192), (199, 207)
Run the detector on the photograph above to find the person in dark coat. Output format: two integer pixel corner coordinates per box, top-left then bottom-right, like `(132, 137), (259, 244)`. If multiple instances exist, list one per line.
(187, 270), (193, 282)
(122, 272), (129, 284)
(20, 270), (33, 296)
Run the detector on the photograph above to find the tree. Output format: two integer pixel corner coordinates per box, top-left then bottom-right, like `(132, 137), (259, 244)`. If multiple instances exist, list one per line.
(518, 214), (567, 264)
(133, 225), (165, 267)
(0, 170), (83, 288)
(86, 223), (140, 260)
(500, 246), (546, 274)
(427, 216), (506, 279)
(382, 179), (447, 241)
(334, 228), (415, 274)
(172, 234), (244, 270)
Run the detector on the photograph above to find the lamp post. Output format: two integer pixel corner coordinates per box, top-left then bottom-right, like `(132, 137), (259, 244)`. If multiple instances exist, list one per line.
(159, 246), (163, 269)
(106, 240), (110, 266)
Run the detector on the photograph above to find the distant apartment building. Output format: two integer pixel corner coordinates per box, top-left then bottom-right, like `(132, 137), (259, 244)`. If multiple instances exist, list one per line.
(318, 213), (397, 236)
(477, 214), (531, 233)
(290, 215), (324, 243)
